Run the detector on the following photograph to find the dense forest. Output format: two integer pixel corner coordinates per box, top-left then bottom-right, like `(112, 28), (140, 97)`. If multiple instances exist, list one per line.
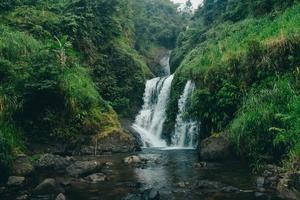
(0, 0), (300, 200)
(0, 0), (185, 171)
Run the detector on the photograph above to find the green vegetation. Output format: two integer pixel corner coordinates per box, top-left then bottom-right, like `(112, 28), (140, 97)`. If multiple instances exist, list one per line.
(1, 0), (299, 175)
(0, 0), (183, 171)
(131, 0), (188, 75)
(230, 78), (300, 169)
(169, 0), (300, 169)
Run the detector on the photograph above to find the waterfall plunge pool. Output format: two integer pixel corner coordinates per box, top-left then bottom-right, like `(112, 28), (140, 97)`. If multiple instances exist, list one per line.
(64, 148), (281, 200)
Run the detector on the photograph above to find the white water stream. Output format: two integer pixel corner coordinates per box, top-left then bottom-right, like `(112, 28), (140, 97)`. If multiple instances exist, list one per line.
(132, 53), (198, 148)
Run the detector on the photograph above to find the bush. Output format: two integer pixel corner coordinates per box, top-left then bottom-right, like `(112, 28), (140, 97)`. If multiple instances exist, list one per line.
(229, 79), (300, 168)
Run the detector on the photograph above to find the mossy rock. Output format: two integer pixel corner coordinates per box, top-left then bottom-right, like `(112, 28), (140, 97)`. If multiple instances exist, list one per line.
(79, 129), (140, 155)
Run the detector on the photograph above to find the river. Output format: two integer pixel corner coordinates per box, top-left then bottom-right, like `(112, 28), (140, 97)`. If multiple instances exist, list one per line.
(64, 148), (282, 200)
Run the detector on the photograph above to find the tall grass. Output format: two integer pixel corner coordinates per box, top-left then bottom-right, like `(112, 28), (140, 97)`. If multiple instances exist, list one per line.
(0, 89), (24, 169)
(179, 4), (300, 75)
(229, 79), (300, 169)
(0, 25), (41, 63)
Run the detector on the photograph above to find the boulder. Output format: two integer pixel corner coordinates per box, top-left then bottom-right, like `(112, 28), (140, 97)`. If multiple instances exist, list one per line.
(33, 178), (64, 195)
(256, 177), (265, 189)
(82, 173), (107, 183)
(122, 189), (159, 200)
(66, 161), (101, 177)
(123, 194), (141, 200)
(277, 172), (300, 200)
(141, 188), (160, 200)
(55, 193), (66, 200)
(12, 155), (34, 176)
(0, 186), (6, 193)
(120, 118), (143, 148)
(177, 181), (190, 188)
(7, 176), (25, 186)
(94, 130), (140, 154)
(199, 134), (232, 161)
(195, 180), (240, 194)
(35, 154), (70, 171)
(194, 162), (207, 168)
(16, 194), (29, 200)
(123, 156), (142, 165)
(221, 186), (240, 193)
(196, 180), (225, 190)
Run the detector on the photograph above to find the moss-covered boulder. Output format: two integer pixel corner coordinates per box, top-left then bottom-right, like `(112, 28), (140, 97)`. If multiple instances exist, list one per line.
(199, 134), (233, 161)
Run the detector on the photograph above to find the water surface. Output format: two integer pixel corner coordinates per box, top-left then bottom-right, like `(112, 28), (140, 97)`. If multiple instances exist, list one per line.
(66, 148), (282, 200)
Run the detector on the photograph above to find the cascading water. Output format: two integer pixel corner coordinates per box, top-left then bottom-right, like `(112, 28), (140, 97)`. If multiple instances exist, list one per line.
(132, 75), (174, 147)
(133, 51), (198, 148)
(172, 81), (199, 148)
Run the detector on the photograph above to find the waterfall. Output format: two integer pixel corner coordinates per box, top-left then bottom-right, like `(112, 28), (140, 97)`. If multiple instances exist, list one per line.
(132, 75), (174, 147)
(132, 51), (198, 149)
(172, 81), (199, 148)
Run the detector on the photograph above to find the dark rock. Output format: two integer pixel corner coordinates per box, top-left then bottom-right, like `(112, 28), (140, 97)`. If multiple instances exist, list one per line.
(95, 130), (140, 153)
(116, 181), (142, 188)
(58, 178), (72, 187)
(105, 162), (113, 166)
(177, 181), (190, 188)
(120, 118), (143, 148)
(0, 186), (6, 193)
(78, 146), (95, 155)
(102, 168), (114, 175)
(33, 178), (64, 195)
(7, 176), (25, 186)
(177, 182), (186, 188)
(78, 130), (140, 155)
(35, 154), (71, 171)
(277, 172), (300, 200)
(123, 194), (141, 200)
(199, 134), (232, 161)
(55, 193), (66, 200)
(66, 161), (101, 177)
(121, 187), (159, 200)
(16, 194), (29, 200)
(221, 186), (240, 193)
(12, 155), (34, 176)
(82, 173), (107, 183)
(256, 177), (265, 188)
(194, 162), (207, 168)
(141, 188), (160, 200)
(196, 180), (225, 190)
(195, 180), (240, 194)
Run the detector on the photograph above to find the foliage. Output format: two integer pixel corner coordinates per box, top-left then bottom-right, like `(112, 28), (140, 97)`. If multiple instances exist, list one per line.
(168, 0), (300, 169)
(168, 2), (300, 135)
(132, 0), (186, 53)
(0, 0), (183, 171)
(229, 79), (300, 167)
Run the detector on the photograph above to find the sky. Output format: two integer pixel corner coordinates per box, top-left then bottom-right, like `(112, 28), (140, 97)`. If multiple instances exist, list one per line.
(171, 0), (203, 9)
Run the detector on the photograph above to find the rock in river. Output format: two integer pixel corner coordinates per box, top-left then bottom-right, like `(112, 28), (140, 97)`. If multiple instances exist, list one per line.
(35, 154), (71, 171)
(12, 155), (34, 176)
(7, 176), (25, 186)
(33, 178), (64, 195)
(66, 161), (101, 177)
(123, 155), (142, 165)
(55, 193), (66, 200)
(82, 173), (107, 183)
(199, 134), (232, 161)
